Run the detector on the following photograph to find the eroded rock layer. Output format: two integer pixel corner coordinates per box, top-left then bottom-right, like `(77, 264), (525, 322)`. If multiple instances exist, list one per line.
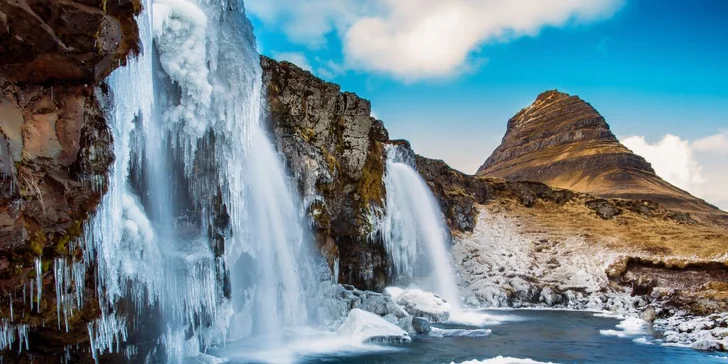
(476, 90), (722, 215)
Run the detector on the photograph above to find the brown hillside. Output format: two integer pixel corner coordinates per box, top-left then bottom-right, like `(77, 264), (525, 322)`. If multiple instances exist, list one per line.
(477, 90), (725, 216)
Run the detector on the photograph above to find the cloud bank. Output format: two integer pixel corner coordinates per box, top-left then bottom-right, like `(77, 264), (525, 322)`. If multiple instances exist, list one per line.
(247, 0), (624, 80)
(622, 134), (705, 195)
(622, 132), (728, 211)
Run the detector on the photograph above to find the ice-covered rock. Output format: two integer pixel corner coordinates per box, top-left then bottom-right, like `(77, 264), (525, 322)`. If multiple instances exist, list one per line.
(337, 309), (411, 344)
(412, 317), (432, 334)
(692, 339), (723, 351)
(452, 356), (553, 364)
(394, 288), (451, 323)
(430, 328), (492, 338)
(655, 312), (728, 352)
(359, 291), (408, 318)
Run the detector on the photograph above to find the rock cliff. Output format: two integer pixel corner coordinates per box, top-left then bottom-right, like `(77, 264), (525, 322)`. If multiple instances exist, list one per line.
(476, 90), (723, 216)
(0, 0), (140, 360)
(261, 56), (390, 291)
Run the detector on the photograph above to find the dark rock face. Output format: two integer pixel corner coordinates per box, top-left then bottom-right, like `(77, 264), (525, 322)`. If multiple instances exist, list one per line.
(414, 154), (575, 233)
(0, 0), (140, 359)
(0, 0), (141, 83)
(585, 199), (621, 220)
(260, 57), (390, 290)
(477, 90), (722, 215)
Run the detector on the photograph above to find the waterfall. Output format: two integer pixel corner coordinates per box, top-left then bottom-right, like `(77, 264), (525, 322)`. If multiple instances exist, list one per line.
(382, 145), (461, 311)
(79, 0), (320, 361)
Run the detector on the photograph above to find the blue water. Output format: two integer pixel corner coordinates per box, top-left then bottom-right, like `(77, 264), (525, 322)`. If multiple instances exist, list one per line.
(300, 309), (727, 364)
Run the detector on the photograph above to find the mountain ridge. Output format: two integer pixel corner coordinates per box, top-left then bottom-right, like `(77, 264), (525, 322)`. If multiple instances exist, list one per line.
(477, 90), (725, 216)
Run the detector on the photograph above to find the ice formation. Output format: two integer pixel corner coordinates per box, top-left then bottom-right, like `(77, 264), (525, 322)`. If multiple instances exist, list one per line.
(16, 0), (326, 360)
(382, 145), (462, 312)
(337, 309), (411, 344)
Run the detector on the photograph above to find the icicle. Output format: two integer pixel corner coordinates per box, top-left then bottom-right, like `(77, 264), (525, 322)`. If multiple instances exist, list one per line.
(29, 282), (33, 312)
(34, 258), (42, 312)
(8, 294), (13, 322)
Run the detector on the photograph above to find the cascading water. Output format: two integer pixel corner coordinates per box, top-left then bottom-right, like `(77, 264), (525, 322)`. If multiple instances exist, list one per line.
(73, 0), (321, 361)
(382, 145), (461, 312)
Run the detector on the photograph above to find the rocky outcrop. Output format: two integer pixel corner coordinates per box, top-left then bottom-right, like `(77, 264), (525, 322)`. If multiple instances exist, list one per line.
(0, 0), (141, 359)
(415, 155), (575, 232)
(0, 0), (141, 83)
(261, 57), (390, 290)
(476, 90), (723, 216)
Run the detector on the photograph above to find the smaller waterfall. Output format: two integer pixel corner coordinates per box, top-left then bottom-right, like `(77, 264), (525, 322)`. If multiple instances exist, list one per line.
(382, 145), (461, 312)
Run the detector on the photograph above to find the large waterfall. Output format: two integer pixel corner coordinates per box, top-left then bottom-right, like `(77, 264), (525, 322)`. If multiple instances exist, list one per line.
(78, 0), (320, 361)
(382, 146), (461, 312)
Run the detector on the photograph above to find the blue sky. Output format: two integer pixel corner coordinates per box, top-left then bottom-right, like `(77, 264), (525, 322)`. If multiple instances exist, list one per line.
(247, 0), (728, 209)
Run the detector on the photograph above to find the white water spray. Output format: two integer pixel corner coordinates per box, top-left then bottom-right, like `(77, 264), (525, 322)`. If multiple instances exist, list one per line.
(382, 145), (461, 312)
(76, 0), (321, 361)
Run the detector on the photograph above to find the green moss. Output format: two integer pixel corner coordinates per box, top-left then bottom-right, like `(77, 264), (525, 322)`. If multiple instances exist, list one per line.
(28, 231), (45, 257)
(67, 220), (83, 238)
(356, 141), (385, 211)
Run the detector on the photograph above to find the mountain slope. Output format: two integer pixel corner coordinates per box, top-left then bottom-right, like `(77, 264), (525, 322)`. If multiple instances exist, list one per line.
(476, 90), (723, 215)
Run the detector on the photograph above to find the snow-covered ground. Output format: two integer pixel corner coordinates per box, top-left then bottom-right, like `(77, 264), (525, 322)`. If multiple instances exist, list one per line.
(453, 209), (622, 310)
(451, 206), (728, 352)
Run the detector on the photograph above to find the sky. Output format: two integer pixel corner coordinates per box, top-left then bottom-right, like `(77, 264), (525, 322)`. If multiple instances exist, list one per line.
(246, 0), (728, 210)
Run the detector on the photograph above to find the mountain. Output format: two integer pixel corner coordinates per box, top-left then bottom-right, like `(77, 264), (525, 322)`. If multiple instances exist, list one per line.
(476, 90), (723, 216)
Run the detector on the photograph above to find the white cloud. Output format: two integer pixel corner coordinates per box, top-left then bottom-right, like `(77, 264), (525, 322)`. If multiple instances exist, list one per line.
(245, 0), (362, 48)
(271, 51), (313, 72)
(693, 132), (728, 155)
(246, 0), (623, 81)
(622, 134), (705, 196)
(622, 133), (728, 211)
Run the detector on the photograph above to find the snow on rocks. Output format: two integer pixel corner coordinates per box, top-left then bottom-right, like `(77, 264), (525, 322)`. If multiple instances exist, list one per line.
(429, 327), (492, 338)
(337, 309), (411, 344)
(387, 287), (451, 323)
(453, 210), (615, 309)
(452, 357), (554, 364)
(319, 283), (433, 337)
(599, 317), (649, 339)
(655, 312), (728, 351)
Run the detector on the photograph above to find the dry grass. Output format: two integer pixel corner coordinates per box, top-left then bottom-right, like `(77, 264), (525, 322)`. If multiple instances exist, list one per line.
(484, 196), (728, 264)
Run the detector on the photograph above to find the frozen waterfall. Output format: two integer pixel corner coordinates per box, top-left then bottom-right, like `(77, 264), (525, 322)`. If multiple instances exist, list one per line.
(78, 0), (321, 361)
(382, 145), (461, 312)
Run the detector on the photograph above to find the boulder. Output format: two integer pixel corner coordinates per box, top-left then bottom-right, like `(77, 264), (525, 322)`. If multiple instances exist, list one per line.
(412, 317), (432, 334)
(337, 308), (411, 344)
(395, 288), (451, 323)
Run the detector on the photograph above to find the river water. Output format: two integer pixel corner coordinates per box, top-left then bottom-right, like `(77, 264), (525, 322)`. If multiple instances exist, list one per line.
(244, 309), (728, 364)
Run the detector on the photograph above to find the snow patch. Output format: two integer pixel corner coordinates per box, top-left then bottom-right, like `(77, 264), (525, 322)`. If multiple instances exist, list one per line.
(452, 357), (555, 364)
(454, 209), (614, 309)
(393, 287), (451, 323)
(599, 317), (648, 339)
(429, 327), (492, 338)
(337, 309), (411, 344)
